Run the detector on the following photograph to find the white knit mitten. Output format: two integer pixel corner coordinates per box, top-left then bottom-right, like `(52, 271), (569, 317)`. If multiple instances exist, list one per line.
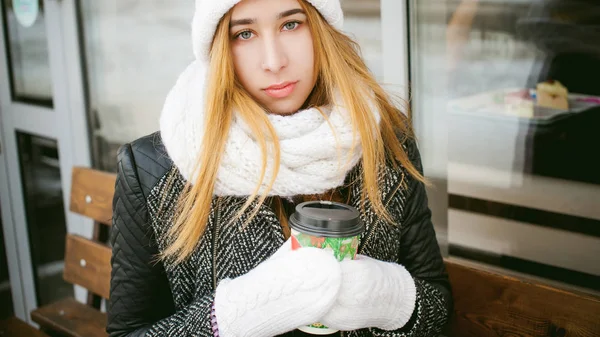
(214, 247), (342, 337)
(320, 255), (417, 331)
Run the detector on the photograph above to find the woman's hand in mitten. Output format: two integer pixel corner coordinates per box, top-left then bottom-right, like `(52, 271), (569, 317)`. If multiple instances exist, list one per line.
(214, 245), (342, 337)
(320, 255), (417, 331)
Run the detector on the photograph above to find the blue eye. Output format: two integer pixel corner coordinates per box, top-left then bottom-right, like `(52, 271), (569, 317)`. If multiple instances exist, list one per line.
(283, 21), (299, 31)
(237, 31), (254, 40)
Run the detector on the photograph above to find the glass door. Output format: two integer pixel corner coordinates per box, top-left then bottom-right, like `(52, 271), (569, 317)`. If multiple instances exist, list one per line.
(0, 0), (92, 322)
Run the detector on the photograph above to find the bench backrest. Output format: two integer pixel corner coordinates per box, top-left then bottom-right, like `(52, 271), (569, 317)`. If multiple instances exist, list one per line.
(65, 167), (115, 300)
(444, 259), (600, 336)
(66, 167), (600, 335)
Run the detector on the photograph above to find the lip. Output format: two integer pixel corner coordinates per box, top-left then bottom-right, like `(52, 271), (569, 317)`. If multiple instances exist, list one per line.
(263, 81), (298, 99)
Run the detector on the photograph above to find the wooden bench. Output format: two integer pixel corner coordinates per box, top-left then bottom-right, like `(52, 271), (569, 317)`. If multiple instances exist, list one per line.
(4, 166), (599, 337)
(29, 167), (115, 337)
(0, 317), (50, 337)
(444, 260), (600, 336)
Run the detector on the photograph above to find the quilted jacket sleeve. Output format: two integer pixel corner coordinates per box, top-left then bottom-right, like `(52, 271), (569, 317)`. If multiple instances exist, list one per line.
(372, 140), (453, 337)
(107, 143), (215, 337)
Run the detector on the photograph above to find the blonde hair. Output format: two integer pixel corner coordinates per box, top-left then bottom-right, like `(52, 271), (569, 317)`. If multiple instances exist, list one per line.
(161, 0), (425, 264)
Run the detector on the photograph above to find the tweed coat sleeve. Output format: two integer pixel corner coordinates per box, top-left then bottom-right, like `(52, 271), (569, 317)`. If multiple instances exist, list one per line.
(107, 143), (216, 337)
(371, 139), (453, 337)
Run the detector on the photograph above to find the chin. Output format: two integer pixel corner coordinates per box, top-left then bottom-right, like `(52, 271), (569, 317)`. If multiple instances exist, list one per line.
(266, 100), (305, 116)
(270, 110), (299, 116)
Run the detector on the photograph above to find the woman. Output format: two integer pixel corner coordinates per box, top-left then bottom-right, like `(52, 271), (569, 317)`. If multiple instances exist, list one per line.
(107, 0), (452, 336)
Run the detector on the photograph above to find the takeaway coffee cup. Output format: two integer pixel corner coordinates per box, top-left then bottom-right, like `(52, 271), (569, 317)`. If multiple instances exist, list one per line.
(289, 200), (364, 335)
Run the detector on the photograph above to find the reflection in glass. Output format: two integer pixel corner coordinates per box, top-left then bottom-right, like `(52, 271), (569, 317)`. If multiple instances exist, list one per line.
(78, 0), (383, 172)
(0, 213), (14, 320)
(411, 0), (600, 289)
(342, 0), (383, 80)
(2, 0), (53, 104)
(442, 0), (600, 185)
(78, 1), (194, 171)
(17, 132), (72, 306)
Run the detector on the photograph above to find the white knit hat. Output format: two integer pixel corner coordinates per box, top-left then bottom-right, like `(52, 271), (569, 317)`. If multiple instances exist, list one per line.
(191, 0), (344, 61)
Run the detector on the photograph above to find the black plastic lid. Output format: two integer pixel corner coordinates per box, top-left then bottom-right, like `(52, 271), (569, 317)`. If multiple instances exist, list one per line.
(289, 201), (364, 238)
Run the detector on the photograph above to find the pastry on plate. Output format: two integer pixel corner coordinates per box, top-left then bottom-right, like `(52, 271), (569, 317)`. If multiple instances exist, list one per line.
(536, 80), (569, 110)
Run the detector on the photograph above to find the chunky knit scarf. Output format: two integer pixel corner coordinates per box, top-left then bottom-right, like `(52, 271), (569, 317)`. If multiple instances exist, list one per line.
(160, 60), (380, 197)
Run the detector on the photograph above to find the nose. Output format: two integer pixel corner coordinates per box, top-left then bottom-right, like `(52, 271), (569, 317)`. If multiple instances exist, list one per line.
(261, 35), (288, 73)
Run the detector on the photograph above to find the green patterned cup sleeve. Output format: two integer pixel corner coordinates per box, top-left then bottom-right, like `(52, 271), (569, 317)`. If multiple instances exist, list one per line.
(291, 229), (359, 261)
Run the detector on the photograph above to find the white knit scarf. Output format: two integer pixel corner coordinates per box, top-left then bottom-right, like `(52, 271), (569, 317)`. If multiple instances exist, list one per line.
(160, 60), (380, 197)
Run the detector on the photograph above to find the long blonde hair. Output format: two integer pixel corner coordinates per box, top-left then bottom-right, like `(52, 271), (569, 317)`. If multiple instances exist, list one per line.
(161, 0), (425, 264)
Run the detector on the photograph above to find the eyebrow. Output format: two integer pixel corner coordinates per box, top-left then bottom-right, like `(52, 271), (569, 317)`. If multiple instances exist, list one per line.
(278, 8), (305, 19)
(230, 8), (306, 29)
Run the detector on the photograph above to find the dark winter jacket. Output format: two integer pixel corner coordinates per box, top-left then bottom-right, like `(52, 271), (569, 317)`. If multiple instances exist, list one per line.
(107, 132), (452, 337)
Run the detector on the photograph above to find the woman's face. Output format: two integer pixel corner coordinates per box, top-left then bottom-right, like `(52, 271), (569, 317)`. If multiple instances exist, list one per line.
(230, 0), (316, 115)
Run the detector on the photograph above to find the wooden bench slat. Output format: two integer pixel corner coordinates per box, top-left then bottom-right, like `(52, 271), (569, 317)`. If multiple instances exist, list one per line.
(0, 317), (49, 337)
(31, 298), (107, 337)
(70, 167), (116, 225)
(63, 234), (112, 299)
(445, 259), (600, 337)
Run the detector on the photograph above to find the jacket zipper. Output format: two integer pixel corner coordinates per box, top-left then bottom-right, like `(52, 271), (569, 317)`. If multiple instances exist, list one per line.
(212, 199), (222, 289)
(358, 174), (405, 254)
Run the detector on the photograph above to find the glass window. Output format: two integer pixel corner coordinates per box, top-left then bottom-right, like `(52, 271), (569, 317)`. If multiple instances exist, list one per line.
(16, 132), (73, 306)
(78, 0), (383, 172)
(411, 0), (600, 291)
(2, 0), (53, 105)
